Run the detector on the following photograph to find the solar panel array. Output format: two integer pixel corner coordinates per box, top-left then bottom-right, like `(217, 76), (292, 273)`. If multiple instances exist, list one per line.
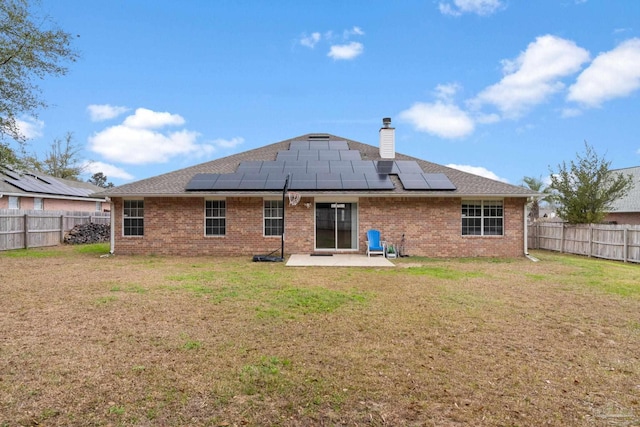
(3, 172), (96, 197)
(185, 140), (456, 192)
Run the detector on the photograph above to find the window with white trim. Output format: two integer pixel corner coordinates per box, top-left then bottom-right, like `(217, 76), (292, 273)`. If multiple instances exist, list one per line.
(462, 200), (503, 236)
(205, 200), (226, 236)
(8, 196), (20, 209)
(263, 199), (283, 236)
(34, 198), (44, 210)
(123, 199), (144, 236)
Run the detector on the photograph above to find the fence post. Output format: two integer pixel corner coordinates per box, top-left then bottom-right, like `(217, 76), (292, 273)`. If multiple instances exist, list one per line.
(60, 215), (65, 243)
(560, 224), (564, 253)
(23, 214), (29, 249)
(588, 224), (593, 258)
(624, 228), (628, 263)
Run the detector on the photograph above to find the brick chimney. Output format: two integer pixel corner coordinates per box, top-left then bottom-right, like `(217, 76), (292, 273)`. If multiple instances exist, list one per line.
(379, 117), (395, 159)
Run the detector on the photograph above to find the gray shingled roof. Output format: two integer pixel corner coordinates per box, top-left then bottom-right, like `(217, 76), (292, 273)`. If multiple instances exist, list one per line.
(609, 166), (640, 213)
(95, 134), (539, 198)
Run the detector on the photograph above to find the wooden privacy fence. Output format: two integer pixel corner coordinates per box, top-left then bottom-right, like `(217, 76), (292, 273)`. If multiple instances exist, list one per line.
(0, 209), (111, 251)
(528, 222), (640, 263)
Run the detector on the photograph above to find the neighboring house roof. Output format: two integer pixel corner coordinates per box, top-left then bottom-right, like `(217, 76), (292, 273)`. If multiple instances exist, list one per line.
(0, 166), (105, 200)
(96, 134), (539, 198)
(609, 166), (640, 213)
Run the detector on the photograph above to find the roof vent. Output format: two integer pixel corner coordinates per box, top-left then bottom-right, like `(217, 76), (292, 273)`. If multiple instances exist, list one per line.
(379, 117), (395, 159)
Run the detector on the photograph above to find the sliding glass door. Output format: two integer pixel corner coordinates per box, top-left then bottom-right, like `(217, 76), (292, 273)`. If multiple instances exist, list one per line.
(315, 202), (357, 250)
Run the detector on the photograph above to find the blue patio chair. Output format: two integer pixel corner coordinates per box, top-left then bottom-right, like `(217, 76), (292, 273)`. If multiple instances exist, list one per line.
(366, 229), (386, 257)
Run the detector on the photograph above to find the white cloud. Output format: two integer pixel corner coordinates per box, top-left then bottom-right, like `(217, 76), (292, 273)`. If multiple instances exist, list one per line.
(87, 104), (130, 122)
(567, 38), (640, 107)
(16, 116), (44, 139)
(399, 101), (475, 139)
(328, 42), (364, 60)
(210, 137), (244, 149)
(300, 32), (321, 48)
(88, 108), (217, 165)
(344, 26), (364, 37)
(123, 108), (185, 129)
(83, 161), (134, 180)
(446, 164), (509, 182)
(439, 0), (504, 16)
(561, 107), (583, 118)
(471, 35), (590, 118)
(434, 83), (462, 102)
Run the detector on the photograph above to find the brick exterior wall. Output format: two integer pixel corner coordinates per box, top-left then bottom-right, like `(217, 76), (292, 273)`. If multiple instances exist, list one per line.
(604, 212), (640, 225)
(0, 195), (106, 211)
(112, 196), (526, 258)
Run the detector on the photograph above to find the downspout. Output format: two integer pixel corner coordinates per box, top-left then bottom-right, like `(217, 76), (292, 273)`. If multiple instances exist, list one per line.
(524, 199), (539, 262)
(109, 198), (115, 254)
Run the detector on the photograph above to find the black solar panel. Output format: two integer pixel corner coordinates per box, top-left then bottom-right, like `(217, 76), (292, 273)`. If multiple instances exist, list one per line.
(341, 173), (368, 189)
(283, 161), (307, 174)
(185, 144), (454, 193)
(318, 150), (341, 161)
(395, 161), (424, 174)
(316, 173), (342, 190)
(276, 151), (298, 161)
(330, 161), (355, 173)
(260, 162), (284, 173)
(397, 173), (456, 191)
(289, 141), (309, 150)
(4, 174), (95, 197)
(237, 161), (263, 172)
(265, 173), (288, 190)
(185, 177), (216, 190)
(339, 150), (361, 160)
(424, 173), (457, 190)
(328, 140), (349, 150)
(351, 161), (377, 173)
(306, 160), (330, 174)
(365, 174), (395, 189)
(376, 160), (396, 174)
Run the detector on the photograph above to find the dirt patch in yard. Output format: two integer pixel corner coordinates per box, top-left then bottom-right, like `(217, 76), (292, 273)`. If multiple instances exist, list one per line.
(0, 246), (639, 426)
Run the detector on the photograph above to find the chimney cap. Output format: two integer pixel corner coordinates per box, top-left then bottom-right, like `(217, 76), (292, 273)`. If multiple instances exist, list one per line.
(382, 117), (392, 127)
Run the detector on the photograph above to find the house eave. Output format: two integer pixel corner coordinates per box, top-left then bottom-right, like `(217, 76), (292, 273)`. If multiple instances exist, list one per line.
(104, 191), (535, 199)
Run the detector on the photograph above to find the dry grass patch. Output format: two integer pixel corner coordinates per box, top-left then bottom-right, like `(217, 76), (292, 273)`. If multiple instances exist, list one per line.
(0, 245), (639, 426)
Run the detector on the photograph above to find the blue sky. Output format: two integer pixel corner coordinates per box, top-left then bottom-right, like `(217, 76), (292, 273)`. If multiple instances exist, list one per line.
(12, 0), (640, 186)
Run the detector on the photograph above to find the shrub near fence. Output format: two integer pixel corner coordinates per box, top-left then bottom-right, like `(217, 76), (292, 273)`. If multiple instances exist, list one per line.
(528, 222), (640, 263)
(0, 209), (110, 251)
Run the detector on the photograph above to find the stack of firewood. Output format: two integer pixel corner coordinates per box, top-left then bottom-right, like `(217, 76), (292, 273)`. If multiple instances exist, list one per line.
(64, 223), (110, 244)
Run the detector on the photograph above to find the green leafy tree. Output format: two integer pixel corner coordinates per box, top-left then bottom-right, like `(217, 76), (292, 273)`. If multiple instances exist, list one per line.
(88, 172), (114, 188)
(522, 176), (551, 220)
(0, 0), (79, 140)
(0, 141), (22, 167)
(549, 142), (634, 224)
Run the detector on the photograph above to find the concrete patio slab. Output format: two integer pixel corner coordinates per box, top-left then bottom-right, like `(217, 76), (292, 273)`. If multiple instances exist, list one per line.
(286, 254), (395, 267)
